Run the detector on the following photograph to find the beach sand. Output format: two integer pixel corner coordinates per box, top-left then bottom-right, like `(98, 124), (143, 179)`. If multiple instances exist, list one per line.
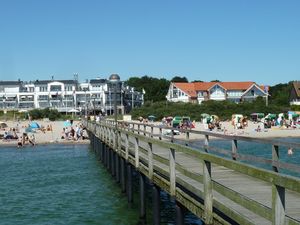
(0, 120), (89, 147)
(149, 120), (300, 140)
(195, 120), (300, 139)
(1, 119), (299, 147)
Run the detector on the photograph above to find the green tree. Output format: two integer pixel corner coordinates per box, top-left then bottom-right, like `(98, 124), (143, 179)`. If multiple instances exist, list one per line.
(171, 76), (188, 82)
(269, 82), (293, 106)
(125, 76), (170, 102)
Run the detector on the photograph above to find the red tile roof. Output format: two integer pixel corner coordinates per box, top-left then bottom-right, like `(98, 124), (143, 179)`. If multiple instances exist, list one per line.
(220, 82), (255, 90)
(173, 81), (263, 97)
(173, 83), (198, 97)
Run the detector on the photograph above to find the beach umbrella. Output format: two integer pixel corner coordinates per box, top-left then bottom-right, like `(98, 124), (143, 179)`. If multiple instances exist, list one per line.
(25, 127), (36, 133)
(68, 108), (80, 118)
(30, 122), (40, 129)
(148, 115), (156, 122)
(63, 120), (72, 127)
(0, 122), (8, 128)
(266, 113), (276, 120)
(18, 109), (28, 113)
(201, 113), (210, 118)
(68, 109), (80, 113)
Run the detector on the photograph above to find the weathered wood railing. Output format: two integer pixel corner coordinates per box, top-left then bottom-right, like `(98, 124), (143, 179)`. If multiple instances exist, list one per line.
(86, 119), (300, 225)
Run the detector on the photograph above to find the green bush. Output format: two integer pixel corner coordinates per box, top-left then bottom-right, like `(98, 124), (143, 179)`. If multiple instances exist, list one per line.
(131, 100), (293, 121)
(28, 108), (61, 121)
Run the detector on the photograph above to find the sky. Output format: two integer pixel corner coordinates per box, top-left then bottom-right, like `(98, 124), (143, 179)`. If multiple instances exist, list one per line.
(0, 0), (299, 85)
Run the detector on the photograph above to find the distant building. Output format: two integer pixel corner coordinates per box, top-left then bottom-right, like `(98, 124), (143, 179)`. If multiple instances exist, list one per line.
(0, 75), (144, 115)
(166, 81), (268, 104)
(290, 81), (300, 105)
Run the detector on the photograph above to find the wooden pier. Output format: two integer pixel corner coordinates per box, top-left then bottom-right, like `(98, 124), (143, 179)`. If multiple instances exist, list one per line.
(85, 120), (300, 225)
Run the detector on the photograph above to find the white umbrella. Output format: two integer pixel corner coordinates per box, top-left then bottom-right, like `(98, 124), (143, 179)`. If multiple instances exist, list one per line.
(18, 109), (28, 113)
(68, 109), (80, 112)
(68, 109), (80, 118)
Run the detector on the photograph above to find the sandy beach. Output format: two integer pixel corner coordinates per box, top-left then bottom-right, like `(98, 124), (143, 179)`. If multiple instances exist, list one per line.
(0, 119), (89, 147)
(192, 120), (300, 139)
(148, 120), (300, 140)
(1, 119), (299, 147)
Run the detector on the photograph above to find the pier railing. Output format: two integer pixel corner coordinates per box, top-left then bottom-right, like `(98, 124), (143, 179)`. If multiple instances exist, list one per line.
(85, 119), (300, 225)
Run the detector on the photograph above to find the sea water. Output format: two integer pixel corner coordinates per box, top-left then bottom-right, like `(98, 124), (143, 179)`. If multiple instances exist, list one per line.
(0, 144), (202, 225)
(186, 137), (300, 177)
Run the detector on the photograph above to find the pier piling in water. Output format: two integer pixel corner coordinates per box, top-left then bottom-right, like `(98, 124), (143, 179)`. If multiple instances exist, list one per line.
(139, 173), (146, 220)
(152, 184), (161, 225)
(127, 163), (133, 203)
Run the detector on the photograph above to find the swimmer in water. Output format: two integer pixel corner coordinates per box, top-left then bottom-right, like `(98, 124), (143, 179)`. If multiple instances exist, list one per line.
(288, 148), (293, 155)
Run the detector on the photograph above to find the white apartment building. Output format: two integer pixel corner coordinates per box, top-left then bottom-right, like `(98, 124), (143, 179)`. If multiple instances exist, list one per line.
(0, 76), (144, 115)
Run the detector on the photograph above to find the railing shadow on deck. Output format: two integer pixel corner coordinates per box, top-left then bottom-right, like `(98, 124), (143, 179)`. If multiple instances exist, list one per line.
(85, 119), (300, 225)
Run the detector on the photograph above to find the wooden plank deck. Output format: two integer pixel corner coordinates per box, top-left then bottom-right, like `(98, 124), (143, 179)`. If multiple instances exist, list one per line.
(87, 121), (300, 225)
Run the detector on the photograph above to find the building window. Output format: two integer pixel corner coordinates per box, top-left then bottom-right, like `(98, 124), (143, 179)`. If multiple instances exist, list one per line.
(50, 85), (62, 92)
(40, 86), (47, 92)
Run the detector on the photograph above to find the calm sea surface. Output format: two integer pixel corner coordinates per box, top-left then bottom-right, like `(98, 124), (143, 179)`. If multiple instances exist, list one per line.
(187, 137), (300, 177)
(0, 144), (202, 225)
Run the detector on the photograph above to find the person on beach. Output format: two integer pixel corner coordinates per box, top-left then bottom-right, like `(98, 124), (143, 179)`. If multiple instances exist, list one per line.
(70, 127), (75, 140)
(255, 125), (261, 132)
(22, 133), (29, 145)
(28, 134), (35, 146)
(61, 128), (66, 139)
(17, 137), (23, 148)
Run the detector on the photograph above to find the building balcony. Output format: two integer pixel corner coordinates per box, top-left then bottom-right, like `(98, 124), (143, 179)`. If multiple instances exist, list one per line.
(63, 98), (74, 101)
(19, 103), (35, 108)
(290, 99), (300, 105)
(19, 96), (34, 102)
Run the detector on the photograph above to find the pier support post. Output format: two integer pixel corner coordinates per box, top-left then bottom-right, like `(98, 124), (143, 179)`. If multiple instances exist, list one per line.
(116, 153), (120, 183)
(104, 145), (107, 168)
(175, 201), (184, 225)
(152, 184), (160, 225)
(101, 142), (105, 163)
(92, 135), (95, 151)
(127, 163), (133, 203)
(139, 173), (146, 220)
(120, 158), (126, 193)
(111, 151), (115, 176)
(96, 139), (101, 160)
(94, 135), (96, 153)
(106, 146), (110, 170)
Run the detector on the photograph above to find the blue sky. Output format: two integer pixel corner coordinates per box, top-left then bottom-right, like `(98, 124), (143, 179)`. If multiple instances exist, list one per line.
(0, 0), (299, 85)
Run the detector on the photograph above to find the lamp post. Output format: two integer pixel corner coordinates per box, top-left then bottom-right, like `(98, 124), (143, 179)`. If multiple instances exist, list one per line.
(109, 74), (120, 130)
(131, 87), (134, 111)
(93, 97), (96, 116)
(109, 89), (111, 115)
(84, 88), (87, 118)
(65, 89), (67, 115)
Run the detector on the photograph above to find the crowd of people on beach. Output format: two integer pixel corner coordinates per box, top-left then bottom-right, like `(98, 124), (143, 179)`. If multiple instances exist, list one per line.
(61, 124), (87, 141)
(1, 127), (36, 147)
(0, 119), (88, 147)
